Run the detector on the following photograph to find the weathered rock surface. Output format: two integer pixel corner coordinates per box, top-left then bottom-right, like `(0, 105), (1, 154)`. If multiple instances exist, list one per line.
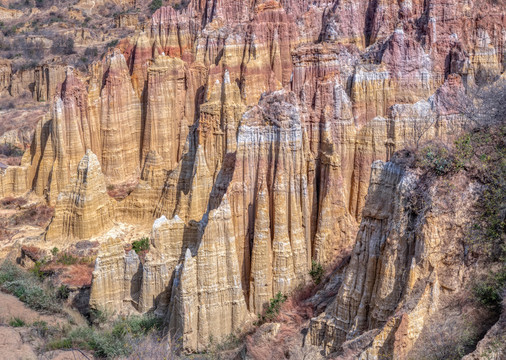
(462, 309), (506, 360)
(46, 150), (114, 242)
(89, 238), (141, 313)
(168, 197), (249, 351)
(307, 160), (483, 357)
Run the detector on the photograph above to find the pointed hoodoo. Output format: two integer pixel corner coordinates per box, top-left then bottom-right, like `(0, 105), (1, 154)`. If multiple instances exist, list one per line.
(46, 150), (114, 241)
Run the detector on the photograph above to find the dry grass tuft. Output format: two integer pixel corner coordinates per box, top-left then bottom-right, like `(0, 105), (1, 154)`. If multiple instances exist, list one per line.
(9, 203), (54, 228)
(127, 334), (181, 359)
(0, 155), (22, 166)
(57, 264), (94, 287)
(246, 251), (352, 359)
(408, 288), (500, 360)
(246, 286), (315, 359)
(41, 252), (96, 287)
(1, 196), (27, 209)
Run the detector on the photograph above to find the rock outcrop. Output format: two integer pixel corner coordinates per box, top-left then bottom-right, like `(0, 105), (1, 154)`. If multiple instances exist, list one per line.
(168, 197), (249, 351)
(89, 238), (141, 313)
(46, 150), (114, 242)
(308, 160), (482, 357)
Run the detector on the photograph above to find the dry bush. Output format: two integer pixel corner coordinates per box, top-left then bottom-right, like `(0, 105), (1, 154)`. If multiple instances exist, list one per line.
(0, 155), (22, 165)
(12, 203), (54, 227)
(70, 240), (100, 257)
(0, 198), (49, 241)
(408, 289), (498, 360)
(1, 196), (27, 209)
(107, 178), (139, 200)
(0, 225), (9, 240)
(246, 286), (315, 359)
(0, 203), (53, 241)
(128, 334), (181, 359)
(0, 144), (24, 166)
(57, 264), (94, 287)
(41, 251), (96, 287)
(246, 251), (352, 359)
(21, 245), (44, 262)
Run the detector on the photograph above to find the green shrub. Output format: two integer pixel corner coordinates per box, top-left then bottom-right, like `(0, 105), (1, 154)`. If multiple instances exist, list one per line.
(413, 125), (505, 261)
(417, 145), (455, 176)
(57, 253), (78, 265)
(84, 46), (98, 58)
(172, 0), (189, 10)
(30, 258), (47, 279)
(89, 308), (110, 325)
(47, 337), (73, 350)
(32, 320), (49, 337)
(9, 317), (26, 327)
(51, 247), (59, 256)
(2, 279), (60, 312)
(0, 261), (24, 284)
(132, 237), (150, 254)
(111, 314), (163, 339)
(150, 0), (163, 12)
(258, 292), (287, 324)
(57, 285), (70, 300)
(47, 314), (163, 358)
(455, 126), (506, 260)
(51, 35), (74, 55)
(106, 39), (118, 48)
(309, 260), (324, 285)
(473, 268), (506, 311)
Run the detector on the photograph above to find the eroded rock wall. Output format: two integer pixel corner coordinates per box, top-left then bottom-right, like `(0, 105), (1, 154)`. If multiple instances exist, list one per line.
(308, 160), (480, 357)
(1, 0), (504, 353)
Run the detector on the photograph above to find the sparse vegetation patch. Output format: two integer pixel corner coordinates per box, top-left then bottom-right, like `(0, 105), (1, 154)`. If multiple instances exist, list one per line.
(257, 292), (287, 324)
(0, 261), (62, 313)
(132, 237), (150, 254)
(309, 260), (324, 285)
(46, 314), (164, 358)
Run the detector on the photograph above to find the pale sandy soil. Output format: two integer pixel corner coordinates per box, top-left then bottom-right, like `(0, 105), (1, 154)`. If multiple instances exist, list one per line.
(0, 292), (91, 360)
(0, 292), (64, 326)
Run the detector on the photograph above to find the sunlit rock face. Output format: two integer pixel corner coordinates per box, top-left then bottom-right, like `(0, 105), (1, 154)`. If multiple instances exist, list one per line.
(168, 197), (249, 352)
(2, 0), (504, 352)
(46, 150), (114, 242)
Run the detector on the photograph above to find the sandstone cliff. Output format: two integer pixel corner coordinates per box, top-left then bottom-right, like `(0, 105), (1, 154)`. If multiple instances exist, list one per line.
(307, 159), (496, 358)
(46, 150), (114, 242)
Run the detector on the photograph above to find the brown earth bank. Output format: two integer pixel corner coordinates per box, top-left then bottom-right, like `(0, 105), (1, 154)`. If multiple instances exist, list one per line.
(0, 0), (505, 358)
